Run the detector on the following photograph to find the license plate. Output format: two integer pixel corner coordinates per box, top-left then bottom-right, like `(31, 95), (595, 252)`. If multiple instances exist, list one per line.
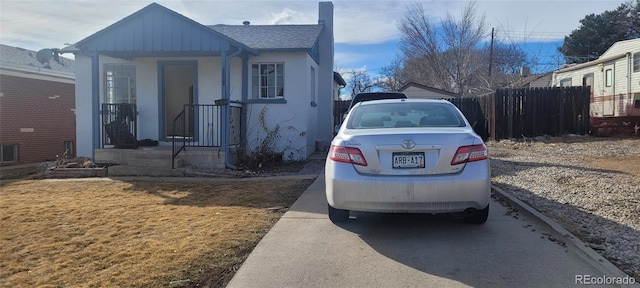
(392, 152), (425, 168)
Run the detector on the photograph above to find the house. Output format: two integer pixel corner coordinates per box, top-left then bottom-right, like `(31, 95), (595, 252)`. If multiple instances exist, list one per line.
(63, 2), (335, 171)
(0, 44), (75, 165)
(333, 71), (346, 100)
(398, 82), (461, 99)
(552, 38), (640, 135)
(512, 72), (553, 88)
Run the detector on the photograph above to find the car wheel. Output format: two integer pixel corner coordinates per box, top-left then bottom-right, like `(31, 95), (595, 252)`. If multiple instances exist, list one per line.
(464, 204), (489, 224)
(328, 204), (349, 223)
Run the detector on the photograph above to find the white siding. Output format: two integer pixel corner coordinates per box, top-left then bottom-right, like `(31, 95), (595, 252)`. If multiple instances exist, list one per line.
(75, 55), (94, 158)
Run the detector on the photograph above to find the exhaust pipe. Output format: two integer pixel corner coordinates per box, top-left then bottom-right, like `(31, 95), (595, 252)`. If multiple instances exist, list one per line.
(463, 208), (477, 217)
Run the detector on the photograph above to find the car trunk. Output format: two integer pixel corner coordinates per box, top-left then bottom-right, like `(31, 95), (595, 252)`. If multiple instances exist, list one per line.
(344, 128), (479, 176)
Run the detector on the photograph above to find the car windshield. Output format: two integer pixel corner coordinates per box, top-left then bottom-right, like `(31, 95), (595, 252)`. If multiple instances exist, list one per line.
(346, 102), (466, 129)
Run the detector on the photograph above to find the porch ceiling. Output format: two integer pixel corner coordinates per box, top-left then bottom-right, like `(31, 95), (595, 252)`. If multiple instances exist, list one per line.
(70, 3), (257, 56)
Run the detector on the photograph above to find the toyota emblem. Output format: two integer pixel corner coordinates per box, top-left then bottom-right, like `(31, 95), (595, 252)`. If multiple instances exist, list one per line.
(401, 139), (416, 149)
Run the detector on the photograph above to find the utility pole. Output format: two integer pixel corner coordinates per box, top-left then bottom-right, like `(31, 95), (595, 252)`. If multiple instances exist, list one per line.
(488, 27), (494, 77)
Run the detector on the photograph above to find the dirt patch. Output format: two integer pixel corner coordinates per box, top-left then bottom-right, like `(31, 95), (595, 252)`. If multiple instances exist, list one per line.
(0, 178), (314, 287)
(581, 154), (640, 177)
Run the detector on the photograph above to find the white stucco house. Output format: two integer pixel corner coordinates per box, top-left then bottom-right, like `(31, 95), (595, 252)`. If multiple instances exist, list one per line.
(64, 2), (335, 170)
(552, 38), (640, 136)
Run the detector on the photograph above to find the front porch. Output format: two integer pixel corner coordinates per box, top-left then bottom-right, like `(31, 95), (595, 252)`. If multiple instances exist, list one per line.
(97, 102), (241, 175)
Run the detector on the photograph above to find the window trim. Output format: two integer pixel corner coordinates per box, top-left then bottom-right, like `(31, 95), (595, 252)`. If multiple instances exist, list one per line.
(605, 68), (613, 87)
(559, 78), (572, 87)
(104, 64), (137, 104)
(633, 52), (640, 73)
(251, 63), (285, 100)
(0, 144), (18, 163)
(64, 141), (75, 158)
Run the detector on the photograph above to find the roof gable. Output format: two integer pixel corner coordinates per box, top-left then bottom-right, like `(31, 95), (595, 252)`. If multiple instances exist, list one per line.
(398, 82), (460, 97)
(73, 3), (254, 55)
(601, 38), (640, 58)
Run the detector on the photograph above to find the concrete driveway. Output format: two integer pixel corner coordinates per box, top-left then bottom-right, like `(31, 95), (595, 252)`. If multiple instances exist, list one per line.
(227, 174), (633, 288)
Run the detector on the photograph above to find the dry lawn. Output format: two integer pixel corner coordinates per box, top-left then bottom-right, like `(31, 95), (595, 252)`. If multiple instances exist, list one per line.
(0, 178), (313, 287)
(582, 153), (640, 177)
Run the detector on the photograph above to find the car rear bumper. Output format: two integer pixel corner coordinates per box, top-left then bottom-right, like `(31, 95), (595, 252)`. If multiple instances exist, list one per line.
(325, 160), (491, 213)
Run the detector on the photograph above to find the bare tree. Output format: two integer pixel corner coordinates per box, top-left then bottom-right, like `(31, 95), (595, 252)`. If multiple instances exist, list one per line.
(397, 1), (488, 95)
(379, 57), (407, 91)
(343, 68), (381, 98)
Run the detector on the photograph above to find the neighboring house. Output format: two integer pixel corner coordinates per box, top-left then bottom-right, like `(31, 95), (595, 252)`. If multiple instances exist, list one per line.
(0, 44), (75, 165)
(64, 2), (334, 169)
(333, 71), (346, 101)
(512, 72), (553, 88)
(552, 38), (640, 135)
(398, 82), (461, 99)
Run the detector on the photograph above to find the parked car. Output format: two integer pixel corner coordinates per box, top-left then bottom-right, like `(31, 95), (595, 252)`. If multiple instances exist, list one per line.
(335, 92), (408, 135)
(348, 91), (408, 111)
(325, 98), (491, 224)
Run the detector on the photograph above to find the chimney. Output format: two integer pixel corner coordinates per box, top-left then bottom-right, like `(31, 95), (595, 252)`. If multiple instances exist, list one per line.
(316, 2), (335, 142)
(243, 21), (250, 26)
(520, 67), (530, 77)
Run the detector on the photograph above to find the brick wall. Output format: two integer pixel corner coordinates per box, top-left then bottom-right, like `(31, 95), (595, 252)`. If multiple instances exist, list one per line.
(0, 74), (75, 165)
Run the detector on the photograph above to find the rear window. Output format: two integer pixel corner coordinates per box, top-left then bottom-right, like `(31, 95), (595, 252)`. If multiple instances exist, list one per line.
(347, 102), (466, 129)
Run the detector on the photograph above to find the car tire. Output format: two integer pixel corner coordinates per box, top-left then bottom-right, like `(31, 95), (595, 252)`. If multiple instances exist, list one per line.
(328, 204), (349, 223)
(464, 204), (489, 224)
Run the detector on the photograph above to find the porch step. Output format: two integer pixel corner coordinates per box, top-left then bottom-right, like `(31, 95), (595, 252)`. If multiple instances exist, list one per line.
(126, 157), (183, 168)
(107, 165), (185, 177)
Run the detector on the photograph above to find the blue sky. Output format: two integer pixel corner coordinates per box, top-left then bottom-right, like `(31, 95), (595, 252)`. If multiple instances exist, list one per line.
(0, 0), (624, 77)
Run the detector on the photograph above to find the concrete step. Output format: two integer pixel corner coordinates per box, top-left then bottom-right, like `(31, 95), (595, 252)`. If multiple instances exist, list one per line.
(107, 165), (185, 177)
(126, 157), (183, 168)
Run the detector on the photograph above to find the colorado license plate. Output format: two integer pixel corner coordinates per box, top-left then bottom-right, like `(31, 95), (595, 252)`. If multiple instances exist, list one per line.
(392, 152), (425, 168)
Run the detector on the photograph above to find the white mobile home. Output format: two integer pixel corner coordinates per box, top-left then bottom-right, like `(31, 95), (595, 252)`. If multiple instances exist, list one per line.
(552, 38), (640, 135)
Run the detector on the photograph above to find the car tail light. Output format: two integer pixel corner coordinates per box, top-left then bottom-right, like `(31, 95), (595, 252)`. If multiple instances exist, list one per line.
(328, 145), (368, 166)
(451, 144), (488, 165)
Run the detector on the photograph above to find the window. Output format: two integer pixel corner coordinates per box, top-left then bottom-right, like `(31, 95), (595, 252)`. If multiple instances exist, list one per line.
(64, 141), (75, 157)
(1, 144), (18, 162)
(310, 67), (316, 105)
(105, 64), (136, 104)
(560, 78), (572, 87)
(251, 63), (284, 99)
(347, 102), (466, 129)
(634, 52), (640, 73)
(605, 69), (613, 87)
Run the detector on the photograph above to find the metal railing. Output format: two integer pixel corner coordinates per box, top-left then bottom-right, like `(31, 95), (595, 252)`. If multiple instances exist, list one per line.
(171, 103), (242, 168)
(101, 103), (137, 148)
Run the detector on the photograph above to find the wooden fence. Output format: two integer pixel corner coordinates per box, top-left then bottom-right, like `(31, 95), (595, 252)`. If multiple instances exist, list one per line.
(490, 87), (590, 140)
(333, 86), (590, 141)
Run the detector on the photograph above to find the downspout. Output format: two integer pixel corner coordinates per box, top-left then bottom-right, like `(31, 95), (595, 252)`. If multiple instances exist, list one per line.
(224, 47), (243, 170)
(626, 52), (632, 115)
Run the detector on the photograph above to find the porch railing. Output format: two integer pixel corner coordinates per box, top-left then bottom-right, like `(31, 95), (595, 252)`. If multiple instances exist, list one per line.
(101, 103), (137, 148)
(171, 103), (242, 168)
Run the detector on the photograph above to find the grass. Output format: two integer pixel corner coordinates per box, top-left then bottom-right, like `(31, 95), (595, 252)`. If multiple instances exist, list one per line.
(0, 178), (314, 287)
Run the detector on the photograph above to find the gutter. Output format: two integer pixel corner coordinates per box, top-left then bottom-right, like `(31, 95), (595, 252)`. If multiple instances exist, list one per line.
(224, 47), (244, 170)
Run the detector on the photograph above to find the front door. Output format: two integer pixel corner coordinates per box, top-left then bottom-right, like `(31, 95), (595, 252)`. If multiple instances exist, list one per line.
(603, 63), (615, 116)
(159, 61), (197, 139)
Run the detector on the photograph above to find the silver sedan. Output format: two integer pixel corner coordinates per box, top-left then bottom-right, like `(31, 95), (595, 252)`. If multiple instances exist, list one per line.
(325, 99), (491, 224)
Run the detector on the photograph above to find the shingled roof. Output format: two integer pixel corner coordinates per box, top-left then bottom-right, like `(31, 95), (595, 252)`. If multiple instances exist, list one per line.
(209, 24), (323, 50)
(0, 44), (74, 74)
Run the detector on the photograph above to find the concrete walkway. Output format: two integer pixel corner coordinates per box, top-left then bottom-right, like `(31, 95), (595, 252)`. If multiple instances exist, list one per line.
(227, 173), (637, 288)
